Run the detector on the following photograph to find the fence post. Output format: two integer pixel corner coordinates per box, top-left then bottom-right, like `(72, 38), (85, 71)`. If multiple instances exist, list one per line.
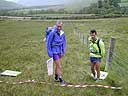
(74, 27), (77, 35)
(104, 37), (116, 71)
(83, 33), (85, 44)
(86, 35), (89, 47)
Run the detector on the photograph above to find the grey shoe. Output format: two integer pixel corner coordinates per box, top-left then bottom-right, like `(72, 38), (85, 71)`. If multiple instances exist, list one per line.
(60, 80), (67, 86)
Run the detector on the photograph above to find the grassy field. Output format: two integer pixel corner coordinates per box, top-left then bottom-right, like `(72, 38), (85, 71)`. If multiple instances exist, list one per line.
(0, 18), (128, 96)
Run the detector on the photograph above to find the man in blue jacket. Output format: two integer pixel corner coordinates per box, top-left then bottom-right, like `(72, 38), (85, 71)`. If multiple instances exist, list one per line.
(46, 21), (66, 85)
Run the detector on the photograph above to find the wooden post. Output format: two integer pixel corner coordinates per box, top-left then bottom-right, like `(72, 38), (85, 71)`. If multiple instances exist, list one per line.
(83, 33), (85, 44)
(84, 35), (86, 45)
(104, 37), (116, 71)
(74, 27), (77, 35)
(81, 33), (83, 43)
(86, 35), (89, 47)
(79, 31), (81, 38)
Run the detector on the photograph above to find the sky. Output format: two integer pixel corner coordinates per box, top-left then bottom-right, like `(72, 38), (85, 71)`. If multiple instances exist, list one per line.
(6, 0), (14, 1)
(6, 0), (17, 1)
(5, 0), (68, 6)
(5, 0), (97, 7)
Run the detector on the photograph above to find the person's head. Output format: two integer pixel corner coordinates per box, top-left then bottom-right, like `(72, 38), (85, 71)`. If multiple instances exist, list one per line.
(90, 29), (97, 40)
(56, 20), (63, 31)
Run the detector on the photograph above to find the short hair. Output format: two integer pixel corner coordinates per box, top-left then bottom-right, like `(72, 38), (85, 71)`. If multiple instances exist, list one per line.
(56, 20), (63, 26)
(90, 29), (97, 35)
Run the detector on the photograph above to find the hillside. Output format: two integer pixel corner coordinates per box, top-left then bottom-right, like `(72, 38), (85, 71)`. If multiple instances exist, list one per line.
(65, 0), (98, 12)
(0, 0), (23, 10)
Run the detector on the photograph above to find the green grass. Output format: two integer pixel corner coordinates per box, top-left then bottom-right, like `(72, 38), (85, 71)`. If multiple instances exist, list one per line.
(0, 18), (128, 96)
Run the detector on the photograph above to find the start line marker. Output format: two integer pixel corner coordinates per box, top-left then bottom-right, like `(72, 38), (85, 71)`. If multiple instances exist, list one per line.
(0, 80), (122, 90)
(46, 58), (53, 76)
(0, 70), (21, 77)
(91, 71), (108, 80)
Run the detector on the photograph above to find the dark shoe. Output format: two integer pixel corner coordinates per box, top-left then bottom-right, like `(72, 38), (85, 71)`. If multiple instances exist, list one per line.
(93, 76), (97, 81)
(54, 74), (60, 82)
(54, 78), (60, 82)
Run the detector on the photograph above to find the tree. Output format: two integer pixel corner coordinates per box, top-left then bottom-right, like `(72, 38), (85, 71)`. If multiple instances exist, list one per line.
(98, 0), (103, 8)
(103, 0), (111, 9)
(109, 0), (121, 7)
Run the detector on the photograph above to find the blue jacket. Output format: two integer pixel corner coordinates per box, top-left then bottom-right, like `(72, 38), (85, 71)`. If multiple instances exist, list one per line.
(46, 28), (66, 57)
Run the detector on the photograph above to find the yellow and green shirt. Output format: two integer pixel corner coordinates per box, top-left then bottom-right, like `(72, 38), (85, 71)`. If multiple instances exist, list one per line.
(88, 36), (105, 58)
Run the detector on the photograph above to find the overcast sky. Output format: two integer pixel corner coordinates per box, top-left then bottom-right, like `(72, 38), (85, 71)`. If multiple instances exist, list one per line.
(5, 0), (97, 7)
(6, 0), (15, 1)
(6, 0), (68, 6)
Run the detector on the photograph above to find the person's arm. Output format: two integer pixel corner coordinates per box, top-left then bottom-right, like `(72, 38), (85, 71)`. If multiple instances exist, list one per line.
(99, 40), (105, 57)
(62, 34), (66, 55)
(46, 32), (54, 57)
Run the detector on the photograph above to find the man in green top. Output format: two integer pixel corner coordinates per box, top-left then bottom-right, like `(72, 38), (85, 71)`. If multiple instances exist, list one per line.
(89, 29), (105, 81)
